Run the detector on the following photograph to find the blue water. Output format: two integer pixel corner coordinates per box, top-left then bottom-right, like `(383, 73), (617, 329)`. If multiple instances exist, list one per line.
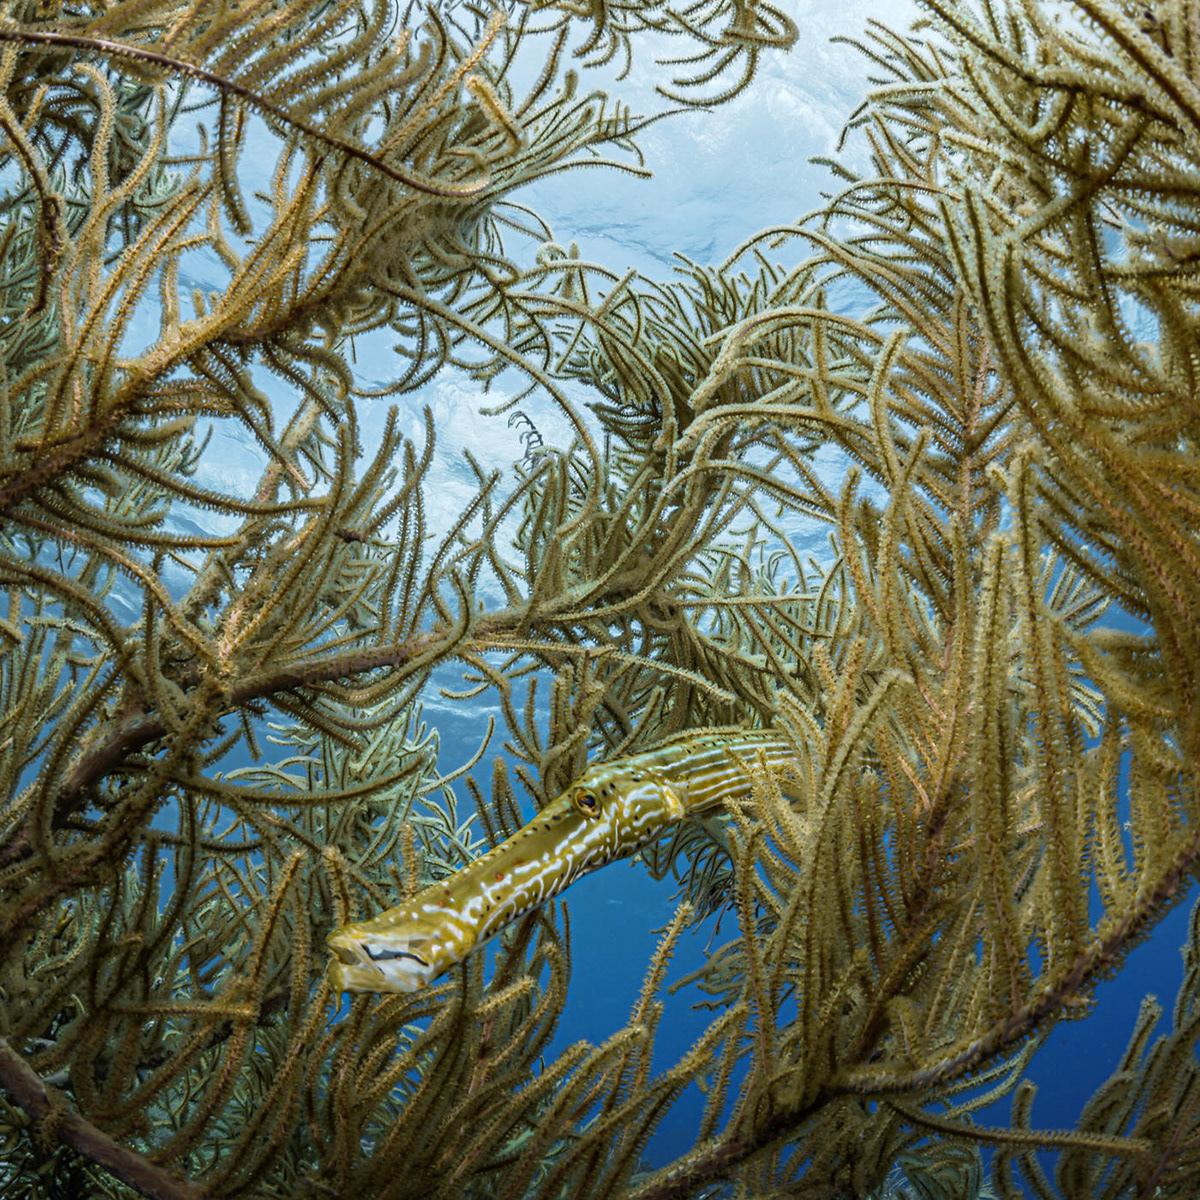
(426, 575), (1194, 1184)
(417, 587), (1192, 1185)
(430, 703), (1197, 1180)
(154, 0), (1195, 1185)
(499, 14), (1200, 1177)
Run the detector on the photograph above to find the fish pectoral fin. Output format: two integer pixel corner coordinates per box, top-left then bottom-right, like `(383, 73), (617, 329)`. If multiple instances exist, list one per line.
(664, 784), (688, 821)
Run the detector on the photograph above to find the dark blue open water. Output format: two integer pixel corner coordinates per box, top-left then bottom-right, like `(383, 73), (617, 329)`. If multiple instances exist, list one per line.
(428, 711), (1197, 1181)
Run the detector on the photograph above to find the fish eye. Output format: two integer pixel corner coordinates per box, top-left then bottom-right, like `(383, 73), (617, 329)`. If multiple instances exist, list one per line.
(574, 789), (599, 817)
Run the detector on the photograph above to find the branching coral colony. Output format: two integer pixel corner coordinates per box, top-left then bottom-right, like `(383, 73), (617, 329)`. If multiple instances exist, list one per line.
(0, 0), (1197, 1196)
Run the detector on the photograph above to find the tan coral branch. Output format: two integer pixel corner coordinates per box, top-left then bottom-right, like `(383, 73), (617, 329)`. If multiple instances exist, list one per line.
(0, 1037), (206, 1200)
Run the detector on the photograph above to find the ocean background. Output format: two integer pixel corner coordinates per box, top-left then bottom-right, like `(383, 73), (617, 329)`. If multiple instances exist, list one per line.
(191, 0), (1197, 1184)
(372, 0), (1195, 1178)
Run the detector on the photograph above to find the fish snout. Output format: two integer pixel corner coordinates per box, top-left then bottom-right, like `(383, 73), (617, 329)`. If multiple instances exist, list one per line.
(326, 927), (437, 995)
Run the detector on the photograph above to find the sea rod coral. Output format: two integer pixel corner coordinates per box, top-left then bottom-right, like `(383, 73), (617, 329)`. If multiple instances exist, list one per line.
(1, 0), (1199, 1198)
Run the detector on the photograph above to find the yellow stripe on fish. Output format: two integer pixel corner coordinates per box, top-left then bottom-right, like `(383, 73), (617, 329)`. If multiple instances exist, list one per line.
(327, 727), (794, 994)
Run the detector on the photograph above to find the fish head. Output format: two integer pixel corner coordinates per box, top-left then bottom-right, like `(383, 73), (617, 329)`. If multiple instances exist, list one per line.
(552, 760), (687, 862)
(327, 904), (452, 995)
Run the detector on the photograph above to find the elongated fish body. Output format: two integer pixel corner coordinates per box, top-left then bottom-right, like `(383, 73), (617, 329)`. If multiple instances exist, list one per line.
(327, 728), (794, 994)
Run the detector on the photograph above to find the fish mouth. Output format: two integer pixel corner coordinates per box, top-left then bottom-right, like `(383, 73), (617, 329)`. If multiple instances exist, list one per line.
(365, 945), (430, 967)
(326, 930), (436, 995)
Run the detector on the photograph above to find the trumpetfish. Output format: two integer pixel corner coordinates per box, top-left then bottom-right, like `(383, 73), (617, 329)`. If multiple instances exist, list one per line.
(327, 727), (794, 994)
